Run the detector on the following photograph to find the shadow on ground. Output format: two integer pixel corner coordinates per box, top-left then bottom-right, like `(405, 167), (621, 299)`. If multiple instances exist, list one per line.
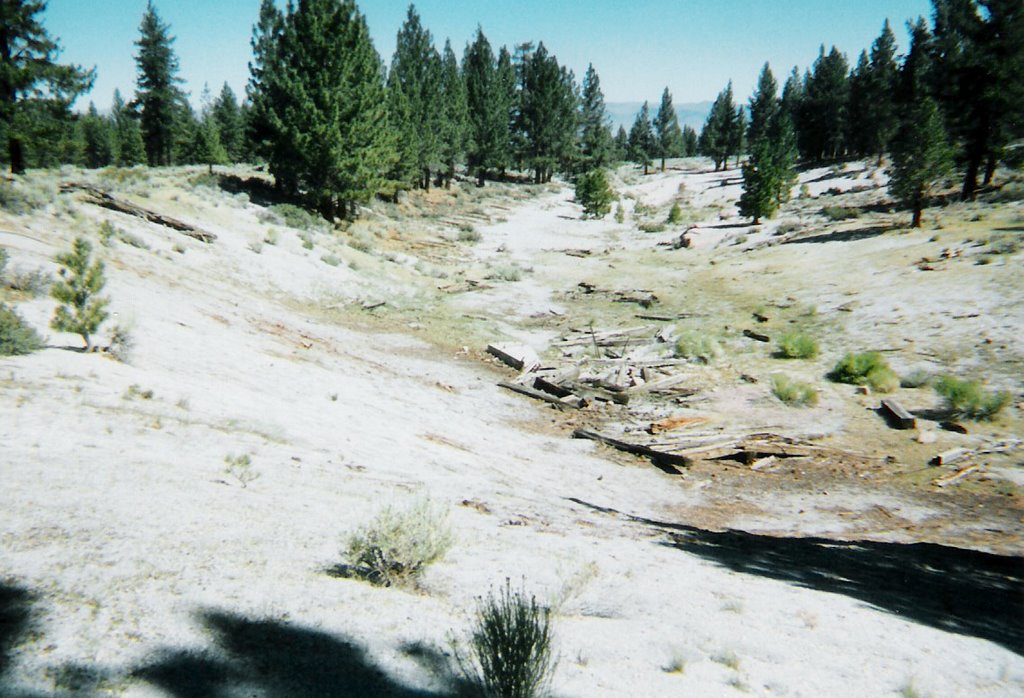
(567, 498), (1024, 655)
(784, 224), (892, 245)
(132, 609), (471, 698)
(1, 580), (471, 697)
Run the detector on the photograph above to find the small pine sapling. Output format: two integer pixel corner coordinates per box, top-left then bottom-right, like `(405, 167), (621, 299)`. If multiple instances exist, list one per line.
(50, 237), (110, 351)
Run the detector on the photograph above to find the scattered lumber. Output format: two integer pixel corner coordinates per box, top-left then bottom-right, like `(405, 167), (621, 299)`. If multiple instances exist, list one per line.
(62, 183), (217, 243)
(932, 464), (980, 487)
(486, 343), (540, 372)
(499, 381), (584, 409)
(572, 428), (689, 470)
(563, 249), (591, 258)
(628, 373), (692, 395)
(931, 447), (969, 466)
(533, 367), (580, 398)
(612, 290), (658, 308)
(880, 399), (916, 429)
(649, 415), (709, 434)
(742, 329), (770, 343)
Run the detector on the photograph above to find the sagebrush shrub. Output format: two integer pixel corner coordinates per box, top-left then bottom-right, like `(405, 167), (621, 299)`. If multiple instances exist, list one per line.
(776, 332), (819, 359)
(674, 331), (718, 363)
(667, 202), (684, 225)
(934, 375), (1010, 421)
(0, 303), (43, 356)
(770, 374), (819, 407)
(343, 498), (453, 587)
(830, 352), (898, 393)
(457, 579), (555, 698)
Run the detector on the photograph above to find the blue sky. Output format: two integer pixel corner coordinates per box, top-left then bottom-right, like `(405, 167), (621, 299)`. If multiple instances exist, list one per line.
(45, 0), (934, 111)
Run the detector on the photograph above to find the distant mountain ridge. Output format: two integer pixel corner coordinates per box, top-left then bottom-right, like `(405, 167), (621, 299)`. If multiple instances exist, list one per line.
(605, 101), (712, 132)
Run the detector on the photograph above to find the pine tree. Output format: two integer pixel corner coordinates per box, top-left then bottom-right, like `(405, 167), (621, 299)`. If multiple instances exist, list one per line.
(627, 101), (655, 174)
(681, 125), (698, 157)
(247, 0), (395, 217)
(0, 0), (95, 174)
(463, 27), (506, 184)
(186, 86), (227, 173)
(888, 95), (952, 227)
(575, 169), (613, 219)
(864, 20), (899, 162)
(800, 46), (849, 161)
(578, 64), (613, 171)
(613, 125), (628, 161)
(211, 83), (244, 162)
(133, 1), (186, 166)
(739, 111), (797, 224)
(699, 82), (738, 170)
(389, 4), (443, 189)
(846, 50), (873, 157)
(111, 89), (145, 166)
(654, 88), (683, 172)
(748, 63), (780, 147)
(81, 102), (113, 169)
(517, 43), (578, 183)
(50, 237), (109, 351)
(245, 0), (283, 165)
(932, 0), (1024, 198)
(437, 38), (468, 187)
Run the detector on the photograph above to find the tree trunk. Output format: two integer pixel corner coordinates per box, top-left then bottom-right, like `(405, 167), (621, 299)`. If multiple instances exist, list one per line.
(8, 135), (25, 175)
(983, 153), (996, 187)
(961, 156), (979, 201)
(911, 198), (922, 228)
(660, 156), (666, 172)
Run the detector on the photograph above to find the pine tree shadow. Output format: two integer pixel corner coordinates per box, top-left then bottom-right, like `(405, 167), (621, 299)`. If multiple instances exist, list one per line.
(784, 224), (891, 244)
(566, 498), (1024, 655)
(133, 609), (472, 698)
(662, 525), (1024, 655)
(0, 581), (34, 679)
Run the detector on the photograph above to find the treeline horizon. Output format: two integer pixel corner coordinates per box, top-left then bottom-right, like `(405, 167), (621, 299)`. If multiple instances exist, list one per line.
(1, 0), (1020, 218)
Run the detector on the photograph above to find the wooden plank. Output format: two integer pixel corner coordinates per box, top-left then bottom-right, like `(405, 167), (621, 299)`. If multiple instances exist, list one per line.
(743, 329), (771, 343)
(498, 381), (584, 409)
(486, 343), (540, 372)
(880, 398), (916, 429)
(932, 464), (980, 487)
(648, 415), (709, 434)
(533, 367), (580, 398)
(931, 447), (969, 466)
(628, 373), (690, 395)
(572, 429), (690, 469)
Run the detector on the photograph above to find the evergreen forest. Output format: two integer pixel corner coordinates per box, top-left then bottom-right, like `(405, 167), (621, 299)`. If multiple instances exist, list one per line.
(1, 0), (1021, 224)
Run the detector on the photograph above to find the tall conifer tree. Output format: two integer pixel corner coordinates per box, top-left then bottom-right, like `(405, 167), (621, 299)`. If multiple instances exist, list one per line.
(654, 87), (683, 172)
(389, 4), (443, 189)
(628, 101), (655, 174)
(437, 39), (468, 187)
(578, 64), (612, 171)
(462, 27), (505, 184)
(133, 1), (185, 166)
(0, 0), (94, 173)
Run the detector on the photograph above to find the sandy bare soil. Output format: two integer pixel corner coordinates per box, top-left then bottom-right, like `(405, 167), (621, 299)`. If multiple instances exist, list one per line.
(1, 162), (1022, 697)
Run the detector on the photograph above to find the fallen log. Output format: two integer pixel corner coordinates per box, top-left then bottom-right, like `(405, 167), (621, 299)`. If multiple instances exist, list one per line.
(572, 429), (689, 470)
(743, 329), (771, 343)
(880, 399), (917, 429)
(498, 381), (584, 409)
(62, 183), (217, 243)
(533, 366), (580, 398)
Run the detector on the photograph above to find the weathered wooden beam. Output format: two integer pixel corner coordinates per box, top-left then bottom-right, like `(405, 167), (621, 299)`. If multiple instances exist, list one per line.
(572, 429), (690, 470)
(931, 447), (969, 466)
(498, 381), (584, 409)
(932, 464), (980, 487)
(880, 399), (916, 429)
(486, 343), (540, 372)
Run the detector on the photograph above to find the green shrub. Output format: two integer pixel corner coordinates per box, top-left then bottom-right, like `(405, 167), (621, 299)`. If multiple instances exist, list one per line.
(456, 579), (554, 698)
(674, 331), (719, 363)
(822, 205), (862, 221)
(50, 237), (109, 351)
(638, 221), (667, 233)
(934, 375), (1010, 420)
(900, 368), (933, 389)
(829, 352), (898, 393)
(0, 303), (44, 356)
(0, 179), (51, 214)
(321, 254), (341, 266)
(575, 169), (614, 219)
(614, 203), (625, 224)
(342, 498), (453, 587)
(0, 248), (7, 278)
(667, 202), (684, 225)
(269, 203), (322, 230)
(771, 374), (819, 407)
(487, 264), (523, 282)
(458, 224), (482, 243)
(776, 332), (819, 359)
